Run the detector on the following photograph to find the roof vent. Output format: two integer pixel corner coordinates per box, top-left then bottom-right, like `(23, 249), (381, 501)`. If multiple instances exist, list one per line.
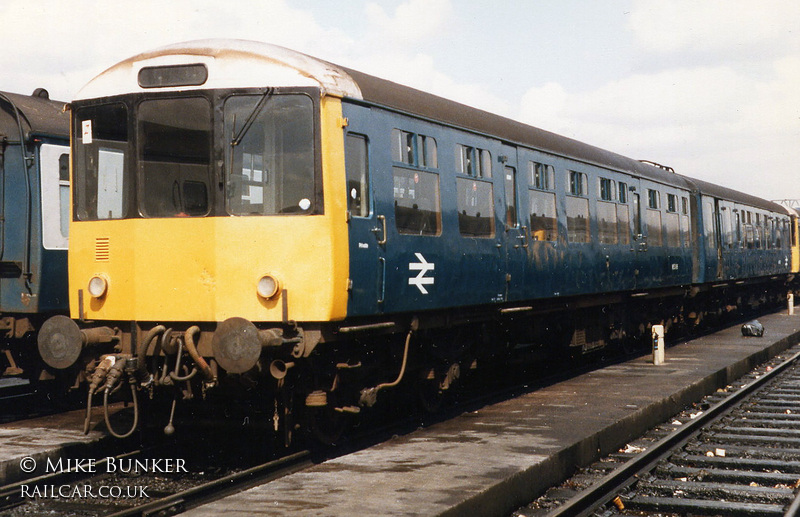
(32, 88), (49, 100)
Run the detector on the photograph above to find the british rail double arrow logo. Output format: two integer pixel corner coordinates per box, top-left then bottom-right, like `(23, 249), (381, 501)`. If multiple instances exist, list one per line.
(409, 253), (435, 294)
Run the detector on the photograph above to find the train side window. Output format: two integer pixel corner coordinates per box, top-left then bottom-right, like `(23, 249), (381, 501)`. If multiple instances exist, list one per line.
(420, 135), (438, 168)
(457, 145), (491, 178)
(58, 153), (70, 237)
(597, 201), (617, 244)
(393, 168), (441, 236)
(504, 166), (518, 228)
(599, 177), (616, 201)
(617, 204), (630, 245)
(665, 211), (680, 247)
(647, 189), (660, 209)
(393, 129), (438, 169)
(392, 129), (415, 165)
(755, 213), (762, 249)
(568, 171), (587, 196)
(681, 197), (691, 247)
(530, 161), (554, 190)
(529, 190), (557, 241)
(666, 194), (677, 213)
(647, 208), (663, 246)
(39, 143), (71, 250)
(566, 196), (590, 243)
(618, 182), (628, 204)
(457, 177), (494, 237)
(703, 201), (716, 249)
(345, 134), (370, 217)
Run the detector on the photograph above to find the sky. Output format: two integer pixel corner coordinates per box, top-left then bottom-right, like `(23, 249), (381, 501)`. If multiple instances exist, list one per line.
(1, 0), (798, 202)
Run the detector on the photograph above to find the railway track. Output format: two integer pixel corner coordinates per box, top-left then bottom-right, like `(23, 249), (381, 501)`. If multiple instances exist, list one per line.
(514, 344), (800, 517)
(0, 442), (311, 516)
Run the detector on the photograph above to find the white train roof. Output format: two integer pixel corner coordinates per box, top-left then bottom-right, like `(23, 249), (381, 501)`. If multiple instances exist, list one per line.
(74, 39), (362, 101)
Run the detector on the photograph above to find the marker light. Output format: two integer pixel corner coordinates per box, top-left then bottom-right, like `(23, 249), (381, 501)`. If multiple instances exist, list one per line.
(87, 275), (108, 298)
(257, 275), (279, 299)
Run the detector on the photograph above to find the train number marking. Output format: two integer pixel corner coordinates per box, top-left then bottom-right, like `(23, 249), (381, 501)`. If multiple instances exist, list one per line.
(409, 253), (435, 294)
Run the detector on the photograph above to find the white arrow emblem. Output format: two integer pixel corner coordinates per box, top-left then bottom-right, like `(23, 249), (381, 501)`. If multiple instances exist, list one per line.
(408, 253), (435, 294)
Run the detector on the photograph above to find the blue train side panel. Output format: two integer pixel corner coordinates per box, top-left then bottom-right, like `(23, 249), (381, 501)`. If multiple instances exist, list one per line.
(0, 91), (70, 319)
(342, 100), (700, 318)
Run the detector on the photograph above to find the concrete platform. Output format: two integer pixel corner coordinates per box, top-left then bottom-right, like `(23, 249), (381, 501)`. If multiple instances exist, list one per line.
(0, 405), (121, 485)
(181, 311), (800, 517)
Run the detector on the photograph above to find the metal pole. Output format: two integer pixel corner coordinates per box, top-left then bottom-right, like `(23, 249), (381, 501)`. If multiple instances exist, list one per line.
(652, 325), (665, 365)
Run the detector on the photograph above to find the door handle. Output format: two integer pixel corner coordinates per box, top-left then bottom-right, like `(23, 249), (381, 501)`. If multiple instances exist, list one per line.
(371, 215), (387, 245)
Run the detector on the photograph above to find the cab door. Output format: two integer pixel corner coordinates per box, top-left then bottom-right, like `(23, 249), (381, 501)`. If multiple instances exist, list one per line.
(343, 104), (385, 316)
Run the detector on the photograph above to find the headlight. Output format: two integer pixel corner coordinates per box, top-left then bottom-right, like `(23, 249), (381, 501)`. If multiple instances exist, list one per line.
(87, 275), (108, 298)
(257, 275), (279, 299)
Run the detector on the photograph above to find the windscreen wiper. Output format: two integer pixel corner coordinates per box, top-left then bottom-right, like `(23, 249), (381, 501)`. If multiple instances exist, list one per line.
(230, 87), (274, 147)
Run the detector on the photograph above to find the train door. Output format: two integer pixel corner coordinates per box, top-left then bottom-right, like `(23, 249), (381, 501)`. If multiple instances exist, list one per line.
(701, 197), (723, 281)
(343, 104), (384, 316)
(632, 191), (646, 251)
(502, 156), (527, 300)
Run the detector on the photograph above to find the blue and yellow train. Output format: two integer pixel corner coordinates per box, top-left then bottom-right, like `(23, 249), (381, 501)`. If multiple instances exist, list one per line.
(0, 89), (69, 386)
(37, 40), (800, 439)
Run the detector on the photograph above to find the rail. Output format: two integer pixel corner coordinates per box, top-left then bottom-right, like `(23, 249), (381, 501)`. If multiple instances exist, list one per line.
(544, 347), (800, 517)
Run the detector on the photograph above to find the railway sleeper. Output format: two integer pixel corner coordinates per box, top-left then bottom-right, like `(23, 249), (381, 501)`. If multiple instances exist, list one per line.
(636, 477), (794, 504)
(706, 425), (800, 437)
(624, 494), (785, 516)
(670, 452), (800, 474)
(685, 442), (800, 460)
(705, 431), (800, 447)
(655, 464), (800, 485)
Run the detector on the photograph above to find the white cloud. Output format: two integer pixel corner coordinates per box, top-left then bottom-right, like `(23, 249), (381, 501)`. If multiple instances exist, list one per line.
(364, 0), (453, 46)
(0, 0), (354, 100)
(630, 0), (800, 57)
(518, 59), (800, 200)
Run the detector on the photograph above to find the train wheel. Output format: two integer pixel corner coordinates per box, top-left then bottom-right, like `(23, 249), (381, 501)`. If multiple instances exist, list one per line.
(305, 391), (350, 445)
(416, 367), (444, 413)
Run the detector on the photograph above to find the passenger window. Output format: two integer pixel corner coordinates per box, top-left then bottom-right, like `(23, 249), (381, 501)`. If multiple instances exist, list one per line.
(666, 193), (677, 213)
(530, 161), (554, 190)
(647, 209), (663, 246)
(648, 189), (660, 209)
(504, 166), (518, 228)
(566, 196), (590, 243)
(665, 212), (680, 247)
(393, 168), (441, 235)
(345, 134), (370, 217)
(568, 171), (587, 196)
(39, 143), (71, 250)
(617, 204), (630, 245)
(457, 177), (494, 237)
(618, 182), (628, 204)
(58, 153), (70, 237)
(393, 129), (437, 169)
(392, 129), (415, 165)
(529, 190), (557, 241)
(599, 177), (616, 201)
(457, 145), (491, 178)
(597, 201), (617, 244)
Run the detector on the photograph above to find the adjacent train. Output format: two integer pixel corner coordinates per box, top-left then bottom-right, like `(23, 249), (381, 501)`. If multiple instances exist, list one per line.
(0, 89), (70, 386)
(37, 39), (800, 440)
